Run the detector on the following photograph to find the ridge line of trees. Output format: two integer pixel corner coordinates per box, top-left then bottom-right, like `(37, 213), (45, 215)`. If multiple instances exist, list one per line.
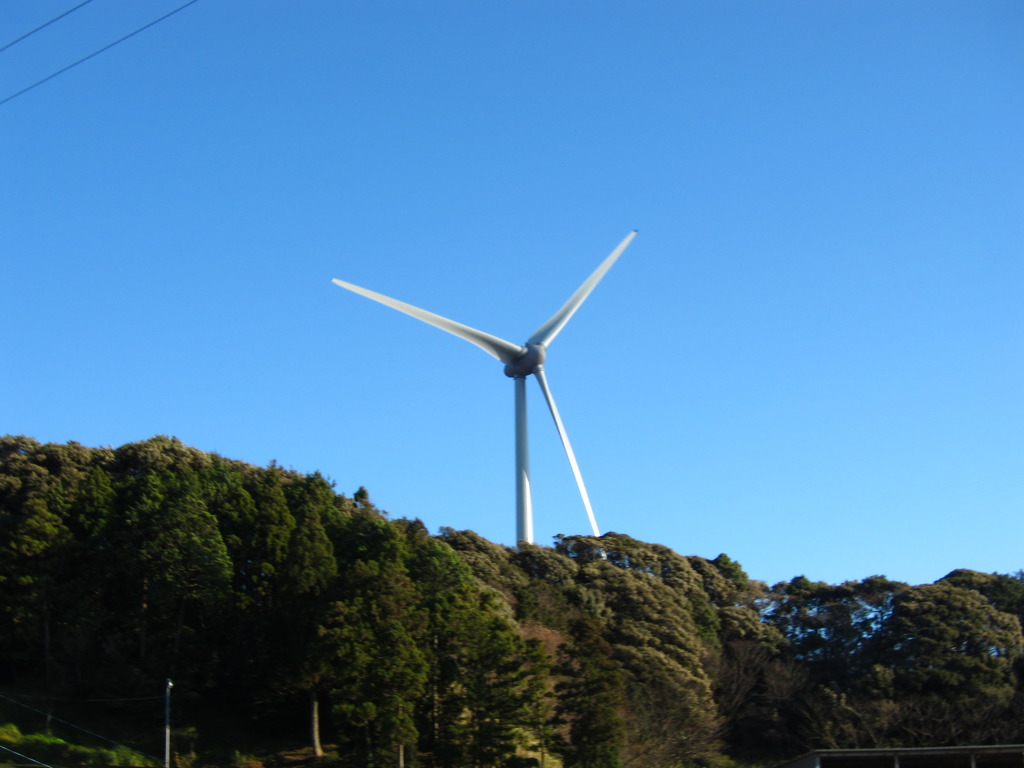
(2, 435), (1023, 768)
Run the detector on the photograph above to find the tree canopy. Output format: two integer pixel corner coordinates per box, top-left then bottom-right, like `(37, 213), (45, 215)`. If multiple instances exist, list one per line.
(2, 435), (1022, 767)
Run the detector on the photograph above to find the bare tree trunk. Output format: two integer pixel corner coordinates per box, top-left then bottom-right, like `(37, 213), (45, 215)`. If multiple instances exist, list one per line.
(311, 689), (324, 757)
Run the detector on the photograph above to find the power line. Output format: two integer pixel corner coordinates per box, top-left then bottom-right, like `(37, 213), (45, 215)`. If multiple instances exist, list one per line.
(11, 692), (163, 703)
(0, 691), (162, 764)
(0, 742), (59, 768)
(0, 0), (98, 55)
(0, 0), (202, 108)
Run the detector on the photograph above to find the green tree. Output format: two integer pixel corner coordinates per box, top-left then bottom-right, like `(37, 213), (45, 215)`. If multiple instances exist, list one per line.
(873, 581), (1023, 744)
(942, 568), (1024, 625)
(137, 475), (231, 679)
(766, 575), (903, 690)
(323, 517), (428, 768)
(0, 496), (71, 678)
(881, 582), (1021, 698)
(555, 618), (626, 768)
(279, 474), (341, 756)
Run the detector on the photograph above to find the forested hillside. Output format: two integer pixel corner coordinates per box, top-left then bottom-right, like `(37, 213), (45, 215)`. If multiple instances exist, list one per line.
(2, 435), (1023, 768)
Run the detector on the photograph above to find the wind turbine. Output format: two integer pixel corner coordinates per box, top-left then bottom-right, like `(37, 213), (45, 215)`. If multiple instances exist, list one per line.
(332, 230), (637, 546)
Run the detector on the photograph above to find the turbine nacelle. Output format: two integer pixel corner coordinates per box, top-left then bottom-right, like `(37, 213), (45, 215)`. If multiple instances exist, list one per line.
(504, 343), (546, 379)
(332, 230), (637, 546)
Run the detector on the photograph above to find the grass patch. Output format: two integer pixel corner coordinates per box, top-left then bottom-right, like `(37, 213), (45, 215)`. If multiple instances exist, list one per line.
(0, 721), (159, 767)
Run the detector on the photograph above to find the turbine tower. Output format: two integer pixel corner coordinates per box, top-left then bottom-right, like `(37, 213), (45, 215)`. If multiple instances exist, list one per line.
(332, 230), (637, 546)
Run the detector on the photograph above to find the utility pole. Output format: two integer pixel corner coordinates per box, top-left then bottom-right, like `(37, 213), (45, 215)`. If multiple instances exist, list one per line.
(164, 679), (173, 768)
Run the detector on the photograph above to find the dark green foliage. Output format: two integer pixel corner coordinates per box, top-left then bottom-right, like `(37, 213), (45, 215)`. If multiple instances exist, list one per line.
(0, 436), (559, 767)
(324, 544), (428, 765)
(2, 434), (1024, 768)
(941, 568), (1024, 626)
(881, 582), (1021, 698)
(763, 574), (1024, 751)
(554, 618), (626, 768)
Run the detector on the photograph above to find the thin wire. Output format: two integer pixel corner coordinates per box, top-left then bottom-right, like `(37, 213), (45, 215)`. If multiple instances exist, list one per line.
(0, 0), (98, 55)
(0, 691), (162, 763)
(0, 0), (202, 108)
(0, 743), (59, 768)
(11, 693), (163, 702)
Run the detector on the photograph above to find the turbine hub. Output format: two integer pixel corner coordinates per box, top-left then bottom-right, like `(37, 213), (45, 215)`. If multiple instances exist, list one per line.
(504, 343), (546, 378)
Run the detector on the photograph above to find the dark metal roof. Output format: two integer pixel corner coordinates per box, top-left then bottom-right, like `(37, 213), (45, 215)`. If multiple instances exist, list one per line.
(775, 744), (1024, 768)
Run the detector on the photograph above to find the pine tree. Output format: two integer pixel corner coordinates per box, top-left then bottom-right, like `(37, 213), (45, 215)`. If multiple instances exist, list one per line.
(323, 518), (428, 767)
(554, 618), (626, 768)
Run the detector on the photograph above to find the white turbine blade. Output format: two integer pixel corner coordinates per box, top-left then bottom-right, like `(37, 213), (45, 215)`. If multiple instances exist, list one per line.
(527, 230), (637, 347)
(533, 367), (601, 537)
(332, 278), (523, 363)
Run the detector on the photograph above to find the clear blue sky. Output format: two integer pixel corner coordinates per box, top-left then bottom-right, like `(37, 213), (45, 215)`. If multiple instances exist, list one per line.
(3, 1), (1021, 588)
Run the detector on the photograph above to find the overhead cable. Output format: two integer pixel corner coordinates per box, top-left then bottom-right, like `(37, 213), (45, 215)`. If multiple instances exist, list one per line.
(0, 691), (162, 764)
(0, 0), (97, 55)
(0, 743), (59, 768)
(10, 692), (163, 702)
(0, 0), (202, 108)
